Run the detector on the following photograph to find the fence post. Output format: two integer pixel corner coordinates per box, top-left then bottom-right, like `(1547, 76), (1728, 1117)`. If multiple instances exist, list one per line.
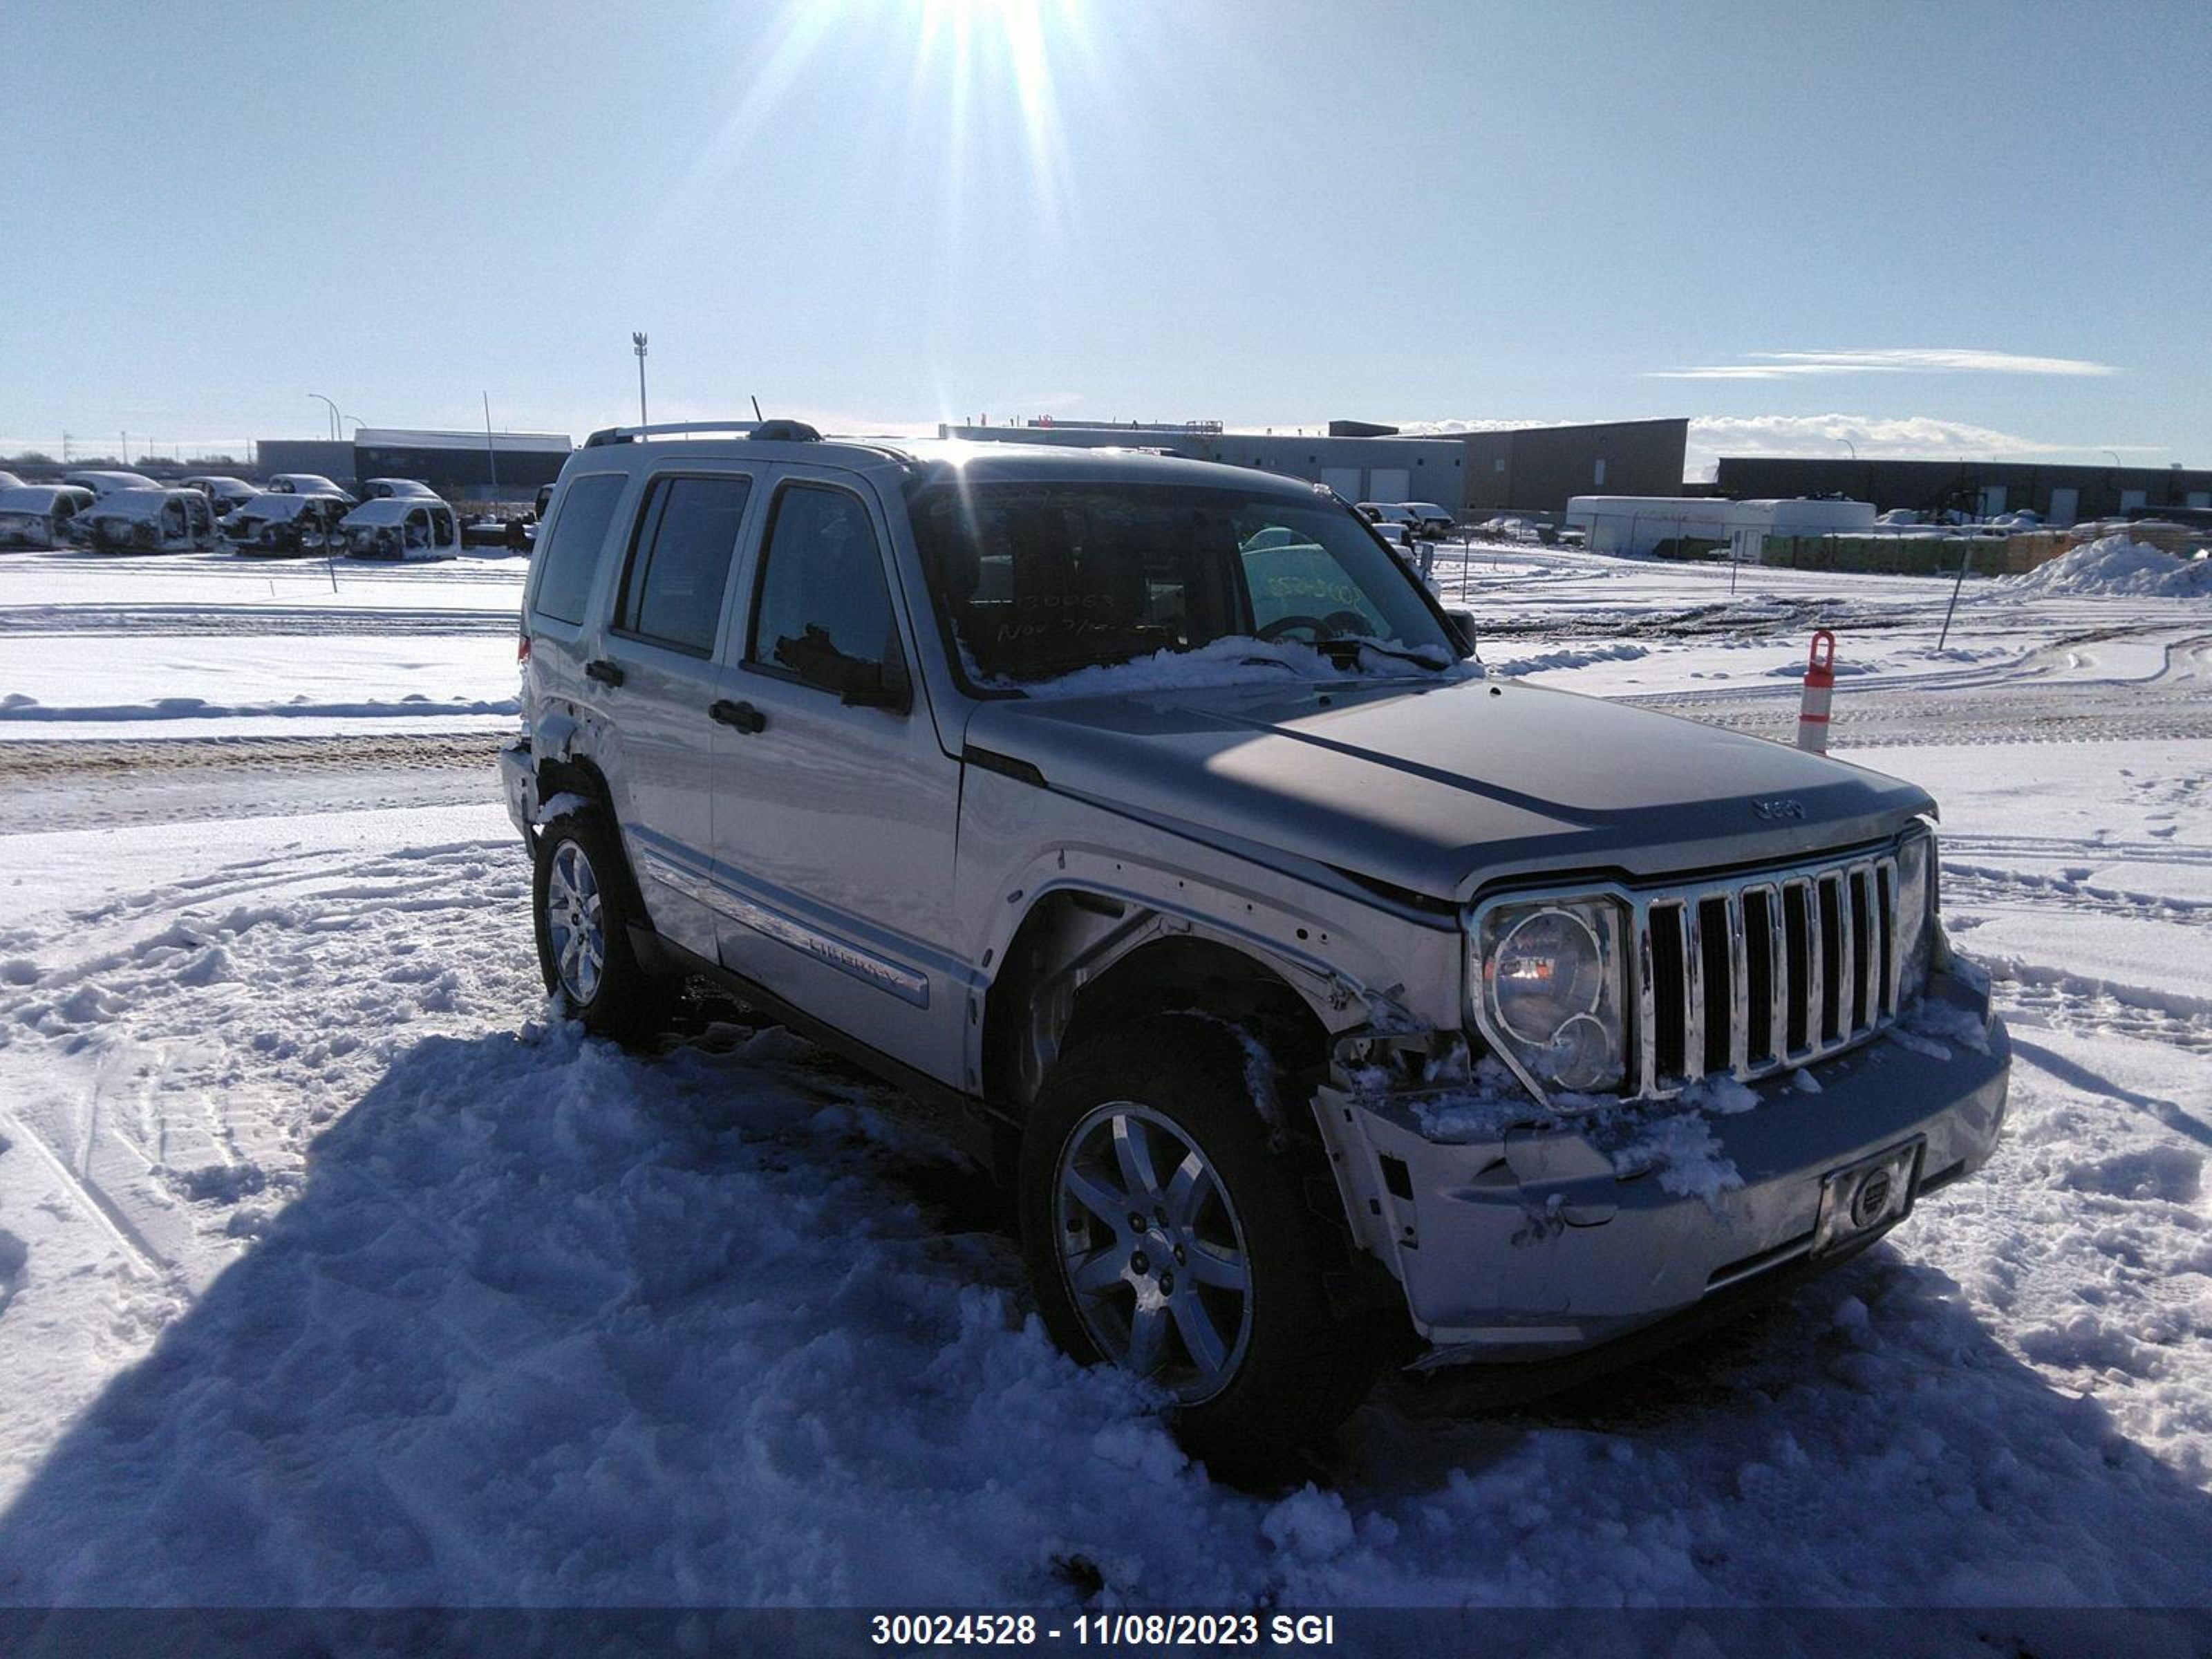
(1937, 538), (1976, 650)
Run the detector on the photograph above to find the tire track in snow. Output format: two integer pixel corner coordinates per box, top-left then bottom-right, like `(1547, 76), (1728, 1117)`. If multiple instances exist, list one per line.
(0, 734), (505, 832)
(0, 1099), (176, 1286)
(1943, 865), (2212, 928)
(1991, 971), (2212, 1056)
(1622, 630), (2212, 748)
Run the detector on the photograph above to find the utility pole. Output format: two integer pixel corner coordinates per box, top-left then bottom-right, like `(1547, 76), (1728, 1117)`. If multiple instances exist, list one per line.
(632, 332), (650, 426)
(483, 391), (500, 497)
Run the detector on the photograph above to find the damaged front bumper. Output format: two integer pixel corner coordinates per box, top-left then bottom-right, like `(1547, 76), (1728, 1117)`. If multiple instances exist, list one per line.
(1315, 965), (2009, 1366)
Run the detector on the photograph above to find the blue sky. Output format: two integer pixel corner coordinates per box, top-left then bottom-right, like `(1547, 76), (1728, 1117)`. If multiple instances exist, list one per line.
(3, 0), (2205, 475)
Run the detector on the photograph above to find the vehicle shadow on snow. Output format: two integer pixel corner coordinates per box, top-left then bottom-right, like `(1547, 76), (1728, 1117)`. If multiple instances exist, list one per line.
(1327, 1233), (2212, 1604)
(3, 1009), (2210, 1611)
(0, 1011), (1069, 1607)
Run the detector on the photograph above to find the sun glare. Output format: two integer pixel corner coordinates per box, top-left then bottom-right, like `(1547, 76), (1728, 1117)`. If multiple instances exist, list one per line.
(912, 0), (1082, 213)
(649, 0), (1094, 259)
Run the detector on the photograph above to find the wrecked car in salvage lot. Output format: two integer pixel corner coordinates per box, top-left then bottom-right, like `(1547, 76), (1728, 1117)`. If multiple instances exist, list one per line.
(63, 486), (221, 552)
(264, 472), (356, 504)
(0, 483), (95, 549)
(338, 496), (460, 560)
(359, 477), (444, 501)
(181, 474), (260, 515)
(500, 426), (2009, 1465)
(221, 491), (348, 555)
(60, 468), (160, 496)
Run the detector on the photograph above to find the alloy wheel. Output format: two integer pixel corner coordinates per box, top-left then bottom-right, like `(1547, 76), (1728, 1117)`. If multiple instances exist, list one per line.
(1052, 1101), (1254, 1401)
(545, 839), (606, 1004)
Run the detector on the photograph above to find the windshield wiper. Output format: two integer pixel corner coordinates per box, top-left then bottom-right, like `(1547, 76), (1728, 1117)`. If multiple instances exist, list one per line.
(1312, 635), (1450, 672)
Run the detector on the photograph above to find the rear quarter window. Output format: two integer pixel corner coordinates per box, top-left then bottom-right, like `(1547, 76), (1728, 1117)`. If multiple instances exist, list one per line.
(529, 473), (628, 625)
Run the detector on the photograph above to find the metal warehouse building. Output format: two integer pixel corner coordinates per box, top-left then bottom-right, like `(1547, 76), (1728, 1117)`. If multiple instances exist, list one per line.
(251, 429), (575, 498)
(935, 418), (1689, 516)
(352, 429), (574, 498)
(253, 439), (357, 482)
(1462, 419), (1689, 515)
(1713, 457), (2212, 527)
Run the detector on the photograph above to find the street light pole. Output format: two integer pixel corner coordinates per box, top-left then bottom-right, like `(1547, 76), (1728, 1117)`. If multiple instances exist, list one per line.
(309, 393), (340, 442)
(632, 332), (649, 426)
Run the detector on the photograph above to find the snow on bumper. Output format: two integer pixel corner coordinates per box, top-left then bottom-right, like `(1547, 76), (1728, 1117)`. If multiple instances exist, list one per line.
(1318, 967), (2009, 1360)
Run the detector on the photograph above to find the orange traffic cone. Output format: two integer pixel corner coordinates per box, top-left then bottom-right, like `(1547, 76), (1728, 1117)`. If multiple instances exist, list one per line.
(1797, 629), (1836, 753)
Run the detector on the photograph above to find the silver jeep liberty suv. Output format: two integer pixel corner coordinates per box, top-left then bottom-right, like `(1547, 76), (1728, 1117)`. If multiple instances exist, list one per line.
(500, 420), (2009, 1465)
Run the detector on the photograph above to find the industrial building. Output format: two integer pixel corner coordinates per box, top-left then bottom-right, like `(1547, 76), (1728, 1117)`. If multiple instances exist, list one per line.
(251, 429), (575, 499)
(252, 440), (357, 483)
(935, 417), (1690, 518)
(1461, 420), (1690, 515)
(353, 429), (573, 497)
(1712, 457), (2212, 527)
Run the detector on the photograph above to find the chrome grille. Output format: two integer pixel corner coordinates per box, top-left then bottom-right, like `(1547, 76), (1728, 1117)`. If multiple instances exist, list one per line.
(1634, 852), (1899, 1096)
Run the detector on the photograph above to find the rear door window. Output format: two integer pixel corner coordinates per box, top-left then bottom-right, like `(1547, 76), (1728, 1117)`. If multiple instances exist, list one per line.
(614, 474), (753, 655)
(529, 473), (628, 625)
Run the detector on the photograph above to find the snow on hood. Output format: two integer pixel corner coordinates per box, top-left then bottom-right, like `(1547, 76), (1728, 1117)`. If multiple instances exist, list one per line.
(2005, 535), (2212, 599)
(82, 488), (189, 521)
(228, 493), (322, 523)
(980, 635), (1476, 701)
(340, 499), (427, 527)
(64, 471), (158, 494)
(0, 486), (90, 512)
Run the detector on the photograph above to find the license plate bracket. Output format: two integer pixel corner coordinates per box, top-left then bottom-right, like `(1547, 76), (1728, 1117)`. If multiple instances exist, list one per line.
(1812, 1136), (1924, 1257)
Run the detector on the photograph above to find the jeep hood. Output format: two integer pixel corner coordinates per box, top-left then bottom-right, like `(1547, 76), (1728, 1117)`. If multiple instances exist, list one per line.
(962, 676), (1933, 903)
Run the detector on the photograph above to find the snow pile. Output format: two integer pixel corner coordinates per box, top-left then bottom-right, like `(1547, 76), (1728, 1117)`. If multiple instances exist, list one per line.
(2003, 536), (2212, 599)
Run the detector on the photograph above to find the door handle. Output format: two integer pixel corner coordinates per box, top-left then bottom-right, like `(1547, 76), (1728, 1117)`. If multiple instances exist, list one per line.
(584, 659), (625, 688)
(710, 699), (767, 734)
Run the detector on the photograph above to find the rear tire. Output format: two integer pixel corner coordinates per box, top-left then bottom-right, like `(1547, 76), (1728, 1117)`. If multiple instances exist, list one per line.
(1020, 1015), (1381, 1474)
(532, 804), (675, 1044)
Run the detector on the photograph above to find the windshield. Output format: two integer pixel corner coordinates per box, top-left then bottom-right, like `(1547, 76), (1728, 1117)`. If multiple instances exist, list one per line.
(909, 480), (1456, 691)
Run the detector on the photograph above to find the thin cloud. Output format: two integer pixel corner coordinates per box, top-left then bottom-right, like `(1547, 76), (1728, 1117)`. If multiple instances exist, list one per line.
(1682, 413), (2166, 477)
(1651, 348), (2119, 380)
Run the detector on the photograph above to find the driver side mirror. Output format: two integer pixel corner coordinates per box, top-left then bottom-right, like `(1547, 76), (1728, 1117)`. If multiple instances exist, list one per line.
(838, 650), (910, 712)
(1445, 608), (1479, 657)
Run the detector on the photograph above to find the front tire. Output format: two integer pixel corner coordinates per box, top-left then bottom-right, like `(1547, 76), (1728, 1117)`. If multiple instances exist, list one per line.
(532, 805), (674, 1044)
(1020, 1015), (1380, 1470)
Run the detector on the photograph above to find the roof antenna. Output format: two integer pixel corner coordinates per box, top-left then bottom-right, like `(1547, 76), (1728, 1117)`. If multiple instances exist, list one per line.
(751, 395), (764, 422)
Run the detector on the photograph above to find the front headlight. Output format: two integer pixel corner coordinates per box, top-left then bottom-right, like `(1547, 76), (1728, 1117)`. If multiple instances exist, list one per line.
(1472, 897), (1631, 1096)
(1895, 828), (1936, 1004)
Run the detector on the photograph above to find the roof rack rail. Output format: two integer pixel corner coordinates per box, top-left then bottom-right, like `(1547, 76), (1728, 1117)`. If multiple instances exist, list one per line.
(583, 420), (823, 448)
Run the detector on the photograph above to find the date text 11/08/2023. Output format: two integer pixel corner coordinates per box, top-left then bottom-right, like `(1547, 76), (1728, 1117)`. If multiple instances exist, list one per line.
(870, 1613), (1338, 1647)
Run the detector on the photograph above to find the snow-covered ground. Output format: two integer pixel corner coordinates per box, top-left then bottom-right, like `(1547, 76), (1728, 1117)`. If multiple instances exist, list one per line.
(1, 539), (2209, 1622)
(0, 546), (524, 740)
